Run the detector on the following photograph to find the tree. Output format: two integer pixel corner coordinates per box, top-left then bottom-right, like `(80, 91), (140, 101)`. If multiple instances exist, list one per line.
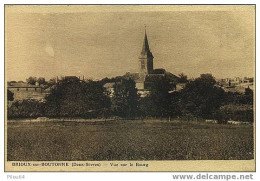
(180, 74), (225, 119)
(37, 77), (46, 86)
(112, 78), (139, 118)
(81, 80), (111, 117)
(7, 90), (14, 101)
(44, 78), (57, 89)
(140, 76), (174, 118)
(223, 87), (253, 105)
(243, 86), (253, 105)
(178, 73), (188, 83)
(45, 78), (111, 117)
(26, 76), (37, 85)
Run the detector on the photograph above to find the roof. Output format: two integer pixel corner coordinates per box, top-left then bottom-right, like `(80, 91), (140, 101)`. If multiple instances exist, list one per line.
(140, 30), (153, 58)
(7, 82), (41, 88)
(104, 82), (115, 89)
(144, 74), (165, 82)
(153, 68), (166, 74)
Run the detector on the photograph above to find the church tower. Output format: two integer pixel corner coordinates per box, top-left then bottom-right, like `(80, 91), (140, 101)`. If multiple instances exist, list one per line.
(139, 29), (154, 75)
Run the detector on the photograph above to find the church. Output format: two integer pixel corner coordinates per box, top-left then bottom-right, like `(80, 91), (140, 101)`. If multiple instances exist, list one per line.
(135, 29), (167, 90)
(104, 29), (180, 96)
(125, 29), (179, 92)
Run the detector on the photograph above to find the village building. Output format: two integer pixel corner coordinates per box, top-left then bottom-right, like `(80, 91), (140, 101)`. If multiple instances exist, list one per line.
(218, 77), (254, 93)
(103, 82), (115, 97)
(7, 82), (48, 101)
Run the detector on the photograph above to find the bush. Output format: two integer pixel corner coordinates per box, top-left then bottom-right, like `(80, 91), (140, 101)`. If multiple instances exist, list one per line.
(7, 90), (14, 101)
(218, 104), (253, 123)
(8, 100), (45, 119)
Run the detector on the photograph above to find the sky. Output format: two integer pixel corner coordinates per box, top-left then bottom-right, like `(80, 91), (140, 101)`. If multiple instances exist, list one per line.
(5, 5), (255, 81)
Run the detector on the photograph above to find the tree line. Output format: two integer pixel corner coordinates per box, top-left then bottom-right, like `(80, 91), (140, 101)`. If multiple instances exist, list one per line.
(7, 74), (254, 123)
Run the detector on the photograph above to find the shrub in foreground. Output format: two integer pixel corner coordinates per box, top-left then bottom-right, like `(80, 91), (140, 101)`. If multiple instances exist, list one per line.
(8, 99), (45, 118)
(217, 104), (253, 123)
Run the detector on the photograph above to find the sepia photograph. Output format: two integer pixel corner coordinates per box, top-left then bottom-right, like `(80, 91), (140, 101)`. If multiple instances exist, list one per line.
(4, 5), (255, 171)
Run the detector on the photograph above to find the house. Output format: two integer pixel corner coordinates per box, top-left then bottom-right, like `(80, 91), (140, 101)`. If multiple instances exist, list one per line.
(7, 82), (46, 101)
(104, 82), (115, 97)
(218, 77), (254, 93)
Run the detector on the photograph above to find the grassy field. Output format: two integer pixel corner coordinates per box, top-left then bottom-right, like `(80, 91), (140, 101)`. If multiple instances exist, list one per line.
(7, 119), (254, 161)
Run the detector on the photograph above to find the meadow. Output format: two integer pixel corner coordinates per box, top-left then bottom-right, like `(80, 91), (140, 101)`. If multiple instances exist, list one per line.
(7, 119), (254, 161)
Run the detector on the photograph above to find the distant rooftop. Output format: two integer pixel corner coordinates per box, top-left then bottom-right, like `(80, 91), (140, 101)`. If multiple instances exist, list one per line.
(7, 82), (40, 88)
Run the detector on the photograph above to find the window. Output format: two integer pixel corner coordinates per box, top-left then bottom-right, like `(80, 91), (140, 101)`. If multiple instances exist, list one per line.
(26, 88), (28, 91)
(17, 88), (19, 91)
(141, 60), (145, 69)
(35, 88), (37, 91)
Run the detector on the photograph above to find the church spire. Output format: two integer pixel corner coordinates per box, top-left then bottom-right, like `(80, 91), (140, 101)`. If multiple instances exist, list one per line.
(141, 26), (151, 54)
(139, 26), (154, 75)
